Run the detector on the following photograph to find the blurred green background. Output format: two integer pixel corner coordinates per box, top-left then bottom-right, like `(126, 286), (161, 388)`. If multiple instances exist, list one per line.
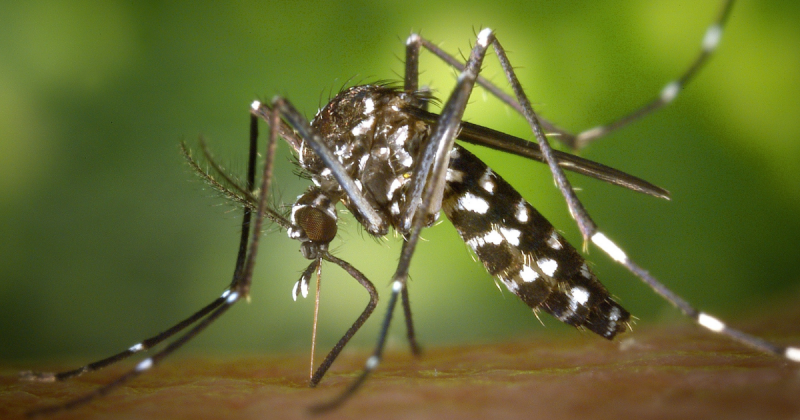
(2, 1), (799, 363)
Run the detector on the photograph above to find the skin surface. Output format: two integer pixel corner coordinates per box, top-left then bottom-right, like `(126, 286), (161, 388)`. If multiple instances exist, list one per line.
(5, 300), (799, 420)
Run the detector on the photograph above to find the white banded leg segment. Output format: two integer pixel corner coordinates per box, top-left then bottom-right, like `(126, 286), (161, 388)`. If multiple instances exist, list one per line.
(702, 24), (723, 52)
(128, 343), (145, 353)
(392, 280), (404, 293)
(135, 358), (153, 372)
(697, 312), (726, 333)
(591, 232), (628, 263)
(225, 291), (240, 304)
(785, 347), (800, 363)
(365, 355), (380, 371)
(660, 81), (681, 104)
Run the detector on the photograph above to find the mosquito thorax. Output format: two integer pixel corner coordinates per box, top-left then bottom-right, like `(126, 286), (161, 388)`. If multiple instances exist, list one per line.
(299, 85), (434, 236)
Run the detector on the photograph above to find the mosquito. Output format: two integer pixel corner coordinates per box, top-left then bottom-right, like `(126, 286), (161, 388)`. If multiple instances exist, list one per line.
(22, 0), (799, 415)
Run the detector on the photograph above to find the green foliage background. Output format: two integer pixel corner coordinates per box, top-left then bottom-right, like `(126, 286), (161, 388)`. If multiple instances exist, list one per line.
(2, 1), (799, 362)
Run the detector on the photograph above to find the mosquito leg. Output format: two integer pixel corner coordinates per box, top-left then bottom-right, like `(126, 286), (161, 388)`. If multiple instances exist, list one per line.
(26, 294), (239, 417)
(400, 33), (425, 358)
(20, 297), (227, 384)
(404, 33), (421, 92)
(591, 233), (800, 362)
(24, 97), (279, 417)
(310, 278), (399, 413)
(572, 0), (735, 149)
(412, 0), (735, 151)
(311, 29), (497, 412)
(489, 33), (800, 363)
(236, 101), (282, 298)
(21, 112), (266, 388)
(308, 252), (378, 387)
(401, 285), (422, 356)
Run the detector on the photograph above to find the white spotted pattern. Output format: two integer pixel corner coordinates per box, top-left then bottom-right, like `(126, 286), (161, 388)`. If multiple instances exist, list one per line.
(515, 200), (529, 223)
(467, 228), (504, 249)
(351, 116), (375, 136)
(447, 168), (465, 183)
(519, 265), (539, 283)
(546, 231), (562, 250)
(479, 169), (495, 193)
(537, 258), (558, 277)
(499, 276), (519, 293)
(580, 263), (591, 279)
(458, 192), (490, 214)
(499, 226), (521, 246)
(569, 287), (590, 309)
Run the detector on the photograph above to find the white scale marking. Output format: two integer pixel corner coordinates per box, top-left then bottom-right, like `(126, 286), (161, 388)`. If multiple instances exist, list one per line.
(577, 126), (607, 141)
(479, 169), (495, 193)
(515, 200), (529, 223)
(129, 343), (144, 353)
(660, 81), (680, 104)
(351, 116), (374, 136)
(292, 281), (300, 301)
(366, 355), (380, 370)
(698, 313), (726, 333)
(608, 306), (621, 322)
(226, 291), (239, 304)
(786, 347), (800, 362)
(135, 358), (153, 372)
(477, 28), (493, 47)
(499, 226), (521, 246)
(591, 232), (628, 263)
(607, 306), (622, 335)
(546, 231), (562, 250)
(446, 168), (465, 183)
(537, 258), (558, 277)
(393, 126), (408, 145)
(292, 279), (309, 301)
(580, 263), (592, 279)
(466, 228), (504, 250)
(568, 287), (590, 312)
(519, 265), (539, 283)
(387, 177), (404, 200)
(363, 97), (375, 114)
(458, 192), (490, 214)
(483, 229), (504, 245)
(703, 24), (722, 52)
(500, 276), (519, 293)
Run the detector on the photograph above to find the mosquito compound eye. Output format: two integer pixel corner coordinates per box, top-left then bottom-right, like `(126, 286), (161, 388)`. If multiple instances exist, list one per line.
(295, 207), (337, 244)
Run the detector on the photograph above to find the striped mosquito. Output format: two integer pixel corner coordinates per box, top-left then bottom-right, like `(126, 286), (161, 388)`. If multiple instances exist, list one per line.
(22, 0), (798, 415)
